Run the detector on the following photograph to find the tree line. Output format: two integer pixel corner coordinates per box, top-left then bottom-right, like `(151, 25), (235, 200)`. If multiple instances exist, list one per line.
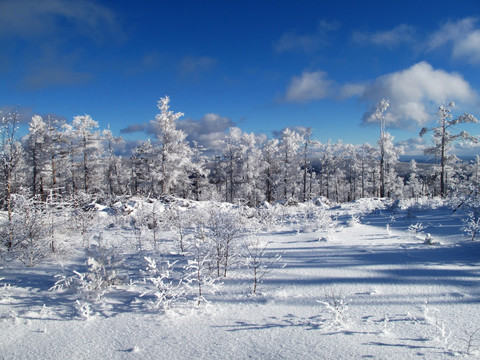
(1, 97), (479, 209)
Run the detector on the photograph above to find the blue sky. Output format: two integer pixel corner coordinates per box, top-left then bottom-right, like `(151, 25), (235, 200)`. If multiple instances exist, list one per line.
(1, 0), (480, 155)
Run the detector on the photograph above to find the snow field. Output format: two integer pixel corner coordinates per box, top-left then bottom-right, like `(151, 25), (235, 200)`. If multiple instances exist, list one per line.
(1, 198), (479, 359)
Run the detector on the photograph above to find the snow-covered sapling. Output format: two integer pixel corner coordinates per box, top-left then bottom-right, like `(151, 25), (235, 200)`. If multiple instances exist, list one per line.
(166, 205), (191, 254)
(75, 300), (93, 320)
(317, 287), (349, 329)
(463, 211), (480, 241)
(51, 244), (126, 302)
(184, 225), (218, 306)
(71, 203), (97, 247)
(208, 207), (245, 277)
(5, 194), (50, 267)
(141, 256), (183, 310)
(408, 222), (426, 240)
(243, 235), (282, 294)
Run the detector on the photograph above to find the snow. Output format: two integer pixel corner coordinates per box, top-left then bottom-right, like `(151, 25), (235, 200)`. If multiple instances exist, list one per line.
(1, 198), (480, 359)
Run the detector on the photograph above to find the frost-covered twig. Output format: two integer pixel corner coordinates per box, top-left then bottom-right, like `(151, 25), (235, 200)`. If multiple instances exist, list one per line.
(140, 256), (183, 311)
(317, 288), (349, 328)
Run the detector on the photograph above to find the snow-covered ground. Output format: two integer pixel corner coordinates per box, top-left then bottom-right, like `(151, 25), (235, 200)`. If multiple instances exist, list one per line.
(1, 198), (479, 359)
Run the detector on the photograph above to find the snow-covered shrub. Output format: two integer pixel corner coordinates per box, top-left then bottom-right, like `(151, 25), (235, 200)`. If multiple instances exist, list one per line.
(243, 235), (282, 294)
(75, 300), (93, 320)
(317, 288), (349, 329)
(183, 225), (219, 305)
(423, 300), (452, 351)
(51, 244), (126, 302)
(253, 202), (277, 231)
(408, 222), (426, 240)
(2, 194), (51, 266)
(165, 205), (192, 253)
(71, 203), (98, 248)
(463, 211), (480, 241)
(141, 256), (184, 311)
(207, 206), (247, 277)
(347, 214), (361, 227)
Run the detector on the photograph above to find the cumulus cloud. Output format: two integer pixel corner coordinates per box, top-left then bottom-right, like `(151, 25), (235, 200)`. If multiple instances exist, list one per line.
(284, 71), (334, 103)
(394, 136), (427, 156)
(120, 113), (236, 152)
(120, 122), (156, 135)
(352, 24), (416, 47)
(360, 62), (477, 127)
(427, 17), (480, 64)
(284, 62), (477, 130)
(274, 20), (340, 53)
(177, 113), (234, 151)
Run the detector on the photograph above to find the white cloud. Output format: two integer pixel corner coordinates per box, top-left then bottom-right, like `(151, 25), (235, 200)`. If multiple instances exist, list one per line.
(285, 71), (334, 103)
(339, 83), (366, 98)
(352, 24), (416, 47)
(427, 17), (480, 64)
(177, 113), (234, 151)
(0, 0), (118, 40)
(360, 62), (477, 127)
(121, 113), (235, 151)
(394, 137), (427, 156)
(274, 20), (340, 53)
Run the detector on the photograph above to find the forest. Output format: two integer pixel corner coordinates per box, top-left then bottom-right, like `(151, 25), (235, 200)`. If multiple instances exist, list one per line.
(1, 97), (479, 209)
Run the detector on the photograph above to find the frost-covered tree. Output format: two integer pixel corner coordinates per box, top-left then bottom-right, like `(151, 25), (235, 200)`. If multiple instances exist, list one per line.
(222, 127), (244, 203)
(420, 102), (478, 197)
(298, 128), (319, 202)
(63, 114), (101, 195)
(406, 160), (422, 199)
(131, 139), (156, 196)
(102, 126), (124, 196)
(0, 111), (23, 239)
(380, 132), (402, 197)
(262, 139), (280, 203)
(279, 128), (302, 201)
(153, 96), (193, 196)
(190, 141), (209, 201)
(239, 132), (265, 206)
(4, 194), (50, 267)
(373, 99), (390, 198)
(26, 115), (48, 198)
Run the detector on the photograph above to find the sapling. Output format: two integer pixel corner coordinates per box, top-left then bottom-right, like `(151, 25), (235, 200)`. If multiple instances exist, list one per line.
(7, 194), (50, 267)
(243, 235), (282, 293)
(71, 204), (97, 247)
(141, 256), (183, 310)
(463, 211), (480, 241)
(317, 287), (349, 328)
(166, 205), (191, 253)
(184, 225), (218, 305)
(202, 206), (247, 277)
(408, 222), (426, 240)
